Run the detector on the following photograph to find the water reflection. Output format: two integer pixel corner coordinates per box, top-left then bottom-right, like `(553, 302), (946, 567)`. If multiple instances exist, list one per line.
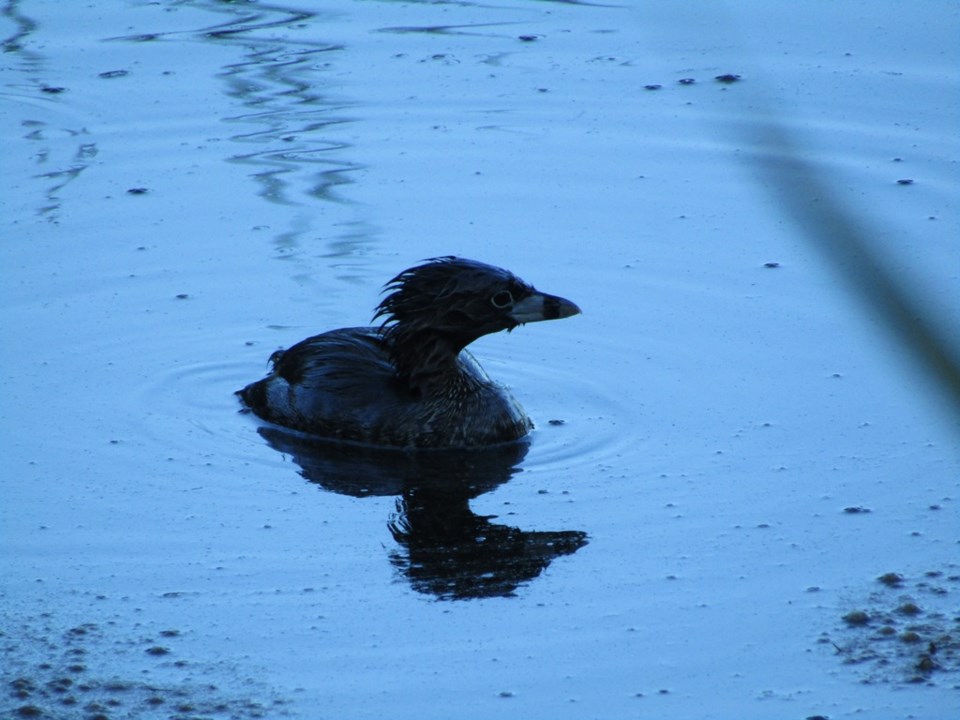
(104, 0), (372, 260)
(2, 0), (97, 222)
(1, 0), (38, 58)
(257, 426), (588, 600)
(220, 45), (359, 207)
(192, 2), (365, 217)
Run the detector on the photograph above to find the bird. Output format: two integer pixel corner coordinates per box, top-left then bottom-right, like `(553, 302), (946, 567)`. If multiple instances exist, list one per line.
(237, 256), (580, 448)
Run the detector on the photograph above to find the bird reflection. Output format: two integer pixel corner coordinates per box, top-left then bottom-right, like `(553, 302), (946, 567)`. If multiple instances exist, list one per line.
(257, 426), (587, 600)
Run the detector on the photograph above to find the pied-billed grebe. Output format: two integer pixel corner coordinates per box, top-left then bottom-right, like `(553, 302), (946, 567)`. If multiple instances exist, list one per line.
(237, 257), (580, 448)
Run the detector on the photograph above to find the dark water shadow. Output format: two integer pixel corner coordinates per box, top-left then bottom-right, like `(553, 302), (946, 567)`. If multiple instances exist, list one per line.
(743, 120), (960, 426)
(376, 21), (518, 37)
(257, 426), (588, 600)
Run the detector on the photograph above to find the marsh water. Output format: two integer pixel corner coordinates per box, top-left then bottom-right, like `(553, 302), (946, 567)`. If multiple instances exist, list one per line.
(2, 1), (959, 718)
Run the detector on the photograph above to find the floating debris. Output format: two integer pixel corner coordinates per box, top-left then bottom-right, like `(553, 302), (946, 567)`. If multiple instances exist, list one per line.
(877, 572), (904, 587)
(842, 610), (870, 626)
(2, 617), (292, 718)
(826, 569), (960, 684)
(843, 506), (871, 514)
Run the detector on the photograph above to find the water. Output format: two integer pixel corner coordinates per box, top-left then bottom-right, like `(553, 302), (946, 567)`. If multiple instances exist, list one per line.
(2, 1), (959, 718)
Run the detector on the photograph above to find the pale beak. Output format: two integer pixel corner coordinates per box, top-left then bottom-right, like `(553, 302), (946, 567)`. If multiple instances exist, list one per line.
(510, 292), (581, 324)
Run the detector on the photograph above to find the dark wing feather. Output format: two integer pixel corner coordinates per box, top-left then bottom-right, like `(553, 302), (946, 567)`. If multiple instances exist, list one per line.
(238, 327), (411, 441)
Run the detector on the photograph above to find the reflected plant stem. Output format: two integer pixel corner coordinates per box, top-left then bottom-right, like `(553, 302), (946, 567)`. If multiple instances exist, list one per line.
(750, 121), (960, 424)
(1, 0), (38, 54)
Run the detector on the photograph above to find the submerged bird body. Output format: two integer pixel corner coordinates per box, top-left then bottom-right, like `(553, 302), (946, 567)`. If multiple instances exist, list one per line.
(239, 326), (531, 447)
(237, 257), (579, 448)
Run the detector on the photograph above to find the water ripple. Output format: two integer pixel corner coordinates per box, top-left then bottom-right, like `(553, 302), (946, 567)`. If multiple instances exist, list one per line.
(494, 349), (628, 474)
(137, 336), (623, 477)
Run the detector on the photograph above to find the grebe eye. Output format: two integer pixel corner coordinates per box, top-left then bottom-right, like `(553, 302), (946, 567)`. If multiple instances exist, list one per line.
(491, 290), (514, 309)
